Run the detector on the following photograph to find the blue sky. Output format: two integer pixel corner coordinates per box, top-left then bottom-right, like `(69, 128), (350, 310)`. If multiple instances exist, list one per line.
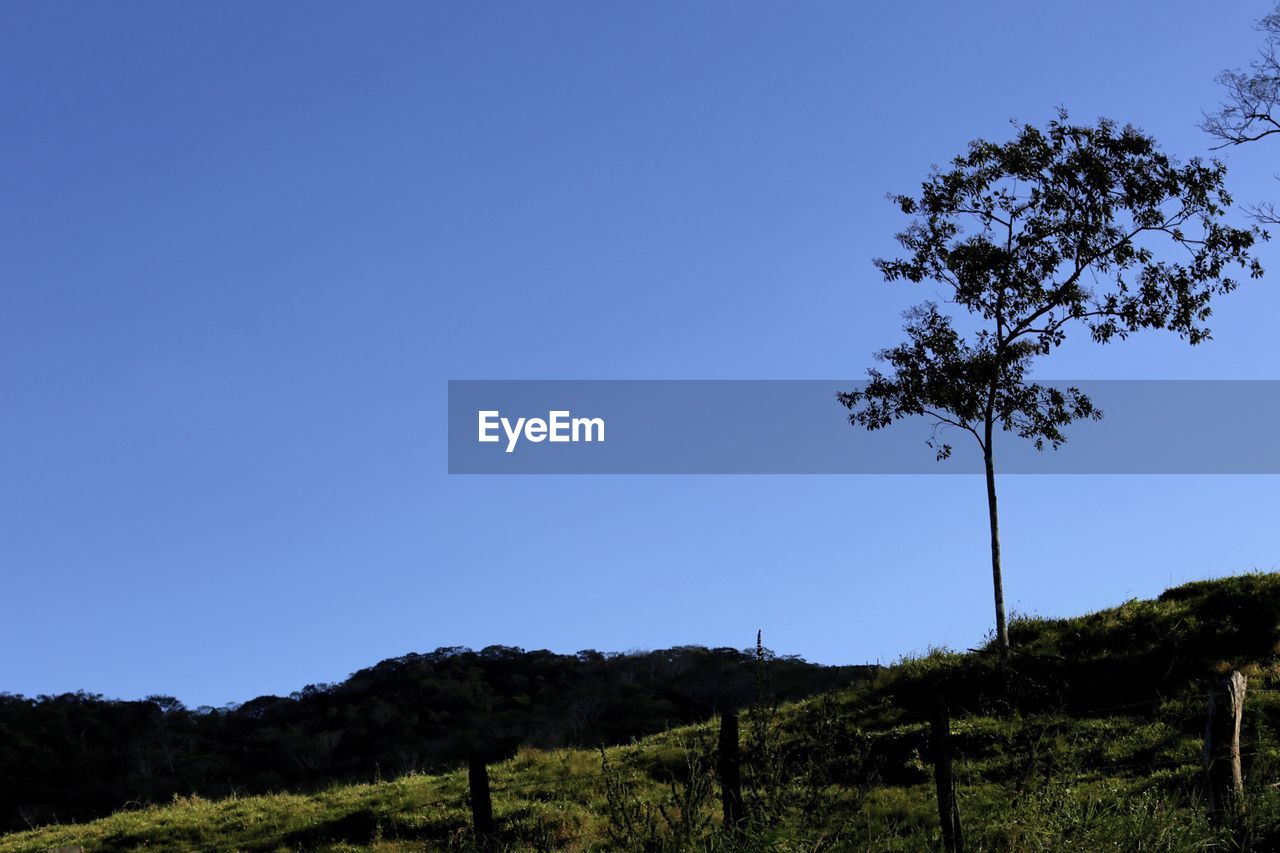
(3, 1), (1280, 707)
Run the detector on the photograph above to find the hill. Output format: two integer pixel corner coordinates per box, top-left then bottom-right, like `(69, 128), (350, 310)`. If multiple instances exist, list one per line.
(0, 644), (872, 833)
(6, 572), (1280, 851)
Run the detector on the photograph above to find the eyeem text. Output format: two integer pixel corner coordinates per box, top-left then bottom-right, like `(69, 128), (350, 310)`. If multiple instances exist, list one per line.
(477, 410), (606, 453)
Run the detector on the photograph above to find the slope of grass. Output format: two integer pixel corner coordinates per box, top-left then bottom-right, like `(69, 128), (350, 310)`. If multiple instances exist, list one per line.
(8, 572), (1280, 852)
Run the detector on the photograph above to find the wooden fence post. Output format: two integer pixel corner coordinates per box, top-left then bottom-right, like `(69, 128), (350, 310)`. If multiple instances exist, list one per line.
(468, 752), (496, 848)
(1205, 670), (1247, 824)
(931, 693), (964, 853)
(717, 709), (746, 836)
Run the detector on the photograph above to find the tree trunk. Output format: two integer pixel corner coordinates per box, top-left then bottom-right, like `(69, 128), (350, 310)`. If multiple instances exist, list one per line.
(983, 425), (1009, 664)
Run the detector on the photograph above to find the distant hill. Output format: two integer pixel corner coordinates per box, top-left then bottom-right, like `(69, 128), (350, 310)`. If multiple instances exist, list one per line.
(5, 573), (1280, 851)
(0, 644), (874, 831)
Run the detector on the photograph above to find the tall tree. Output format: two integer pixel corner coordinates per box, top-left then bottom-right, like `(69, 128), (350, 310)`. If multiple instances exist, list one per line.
(839, 113), (1262, 663)
(1203, 4), (1280, 222)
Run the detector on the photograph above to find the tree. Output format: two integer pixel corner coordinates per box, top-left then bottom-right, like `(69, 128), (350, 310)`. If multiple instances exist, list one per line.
(839, 113), (1263, 663)
(1203, 4), (1280, 222)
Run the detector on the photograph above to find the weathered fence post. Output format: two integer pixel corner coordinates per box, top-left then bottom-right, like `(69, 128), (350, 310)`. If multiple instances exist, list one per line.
(931, 693), (964, 853)
(468, 752), (496, 848)
(717, 709), (746, 837)
(1205, 670), (1247, 824)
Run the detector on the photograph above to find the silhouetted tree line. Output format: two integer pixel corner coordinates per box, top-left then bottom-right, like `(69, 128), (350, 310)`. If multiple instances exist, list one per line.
(0, 644), (874, 831)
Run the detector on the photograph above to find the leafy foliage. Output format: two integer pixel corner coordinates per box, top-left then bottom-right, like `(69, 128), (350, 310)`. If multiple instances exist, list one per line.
(840, 112), (1261, 458)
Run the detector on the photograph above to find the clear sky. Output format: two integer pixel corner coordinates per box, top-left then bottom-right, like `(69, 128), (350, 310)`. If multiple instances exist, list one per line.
(4, 1), (1280, 708)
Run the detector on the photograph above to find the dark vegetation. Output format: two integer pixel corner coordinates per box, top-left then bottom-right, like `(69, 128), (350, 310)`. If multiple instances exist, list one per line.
(0, 644), (873, 832)
(8, 573), (1280, 850)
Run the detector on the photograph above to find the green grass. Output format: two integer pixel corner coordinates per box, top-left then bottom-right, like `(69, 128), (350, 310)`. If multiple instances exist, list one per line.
(9, 572), (1280, 851)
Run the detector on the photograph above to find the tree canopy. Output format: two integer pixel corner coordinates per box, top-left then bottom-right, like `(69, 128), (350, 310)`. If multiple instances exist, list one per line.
(1203, 5), (1280, 223)
(841, 113), (1262, 460)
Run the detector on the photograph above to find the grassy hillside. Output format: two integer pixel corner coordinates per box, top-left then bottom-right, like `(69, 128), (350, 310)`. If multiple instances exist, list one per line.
(0, 645), (873, 832)
(8, 572), (1280, 852)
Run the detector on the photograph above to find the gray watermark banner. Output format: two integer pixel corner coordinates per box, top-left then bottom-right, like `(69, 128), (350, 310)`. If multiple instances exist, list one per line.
(447, 380), (1280, 474)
